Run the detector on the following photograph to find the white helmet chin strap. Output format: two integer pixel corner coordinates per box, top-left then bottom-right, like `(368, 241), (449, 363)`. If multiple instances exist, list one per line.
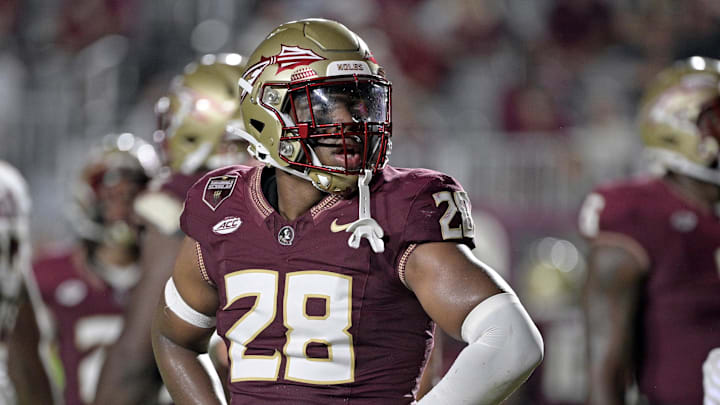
(344, 170), (384, 253)
(647, 148), (720, 185)
(237, 77), (253, 97)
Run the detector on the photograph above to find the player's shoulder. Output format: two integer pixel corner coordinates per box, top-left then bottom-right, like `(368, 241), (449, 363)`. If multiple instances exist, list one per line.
(155, 170), (208, 201)
(589, 175), (663, 202)
(579, 175), (665, 239)
(32, 246), (78, 287)
(186, 165), (259, 205)
(181, 165), (257, 222)
(186, 164), (254, 201)
(135, 168), (245, 234)
(584, 175), (667, 218)
(376, 166), (475, 250)
(376, 166), (464, 196)
(33, 247), (73, 272)
(135, 170), (189, 234)
(180, 165), (257, 241)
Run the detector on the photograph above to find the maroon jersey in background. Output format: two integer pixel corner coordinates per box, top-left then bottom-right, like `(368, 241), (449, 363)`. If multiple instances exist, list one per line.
(159, 171), (205, 202)
(580, 176), (720, 405)
(134, 170), (206, 237)
(180, 164), (475, 405)
(32, 249), (129, 405)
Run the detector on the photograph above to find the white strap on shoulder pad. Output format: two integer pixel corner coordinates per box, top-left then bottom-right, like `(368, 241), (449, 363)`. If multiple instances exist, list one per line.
(164, 278), (216, 328)
(134, 192), (183, 235)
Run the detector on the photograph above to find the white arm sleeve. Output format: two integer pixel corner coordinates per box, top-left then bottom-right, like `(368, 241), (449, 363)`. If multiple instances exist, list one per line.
(164, 278), (216, 328)
(705, 348), (720, 405)
(417, 292), (543, 405)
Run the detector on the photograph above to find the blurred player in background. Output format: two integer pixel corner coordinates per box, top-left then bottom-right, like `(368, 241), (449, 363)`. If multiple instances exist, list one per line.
(580, 56), (720, 404)
(2, 160), (55, 404)
(10, 134), (158, 405)
(94, 53), (249, 405)
(152, 18), (542, 405)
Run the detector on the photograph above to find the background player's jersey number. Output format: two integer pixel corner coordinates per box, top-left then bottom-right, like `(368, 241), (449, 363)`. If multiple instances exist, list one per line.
(76, 315), (123, 403)
(224, 270), (354, 384)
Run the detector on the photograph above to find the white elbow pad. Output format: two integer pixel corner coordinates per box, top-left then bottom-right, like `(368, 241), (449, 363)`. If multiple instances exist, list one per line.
(418, 292), (543, 405)
(164, 278), (216, 328)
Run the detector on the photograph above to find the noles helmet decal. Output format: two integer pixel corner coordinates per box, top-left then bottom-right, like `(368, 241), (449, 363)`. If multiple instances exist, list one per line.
(240, 45), (326, 100)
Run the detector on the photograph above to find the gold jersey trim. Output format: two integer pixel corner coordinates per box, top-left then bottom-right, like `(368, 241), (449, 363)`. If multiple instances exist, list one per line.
(398, 243), (418, 288)
(195, 241), (215, 287)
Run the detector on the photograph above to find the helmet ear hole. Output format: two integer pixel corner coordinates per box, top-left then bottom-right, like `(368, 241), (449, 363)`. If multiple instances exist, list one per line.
(250, 119), (265, 133)
(183, 134), (198, 144)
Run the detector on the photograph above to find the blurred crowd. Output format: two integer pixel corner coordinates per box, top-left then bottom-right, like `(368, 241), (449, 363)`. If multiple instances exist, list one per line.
(2, 0), (720, 403)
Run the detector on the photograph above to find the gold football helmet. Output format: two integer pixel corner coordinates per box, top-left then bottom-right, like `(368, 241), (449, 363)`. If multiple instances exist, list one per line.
(68, 133), (160, 288)
(155, 53), (248, 174)
(232, 18), (392, 195)
(638, 56), (720, 184)
(69, 133), (159, 248)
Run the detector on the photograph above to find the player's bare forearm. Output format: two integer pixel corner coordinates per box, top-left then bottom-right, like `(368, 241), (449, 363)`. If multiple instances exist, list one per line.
(583, 244), (645, 405)
(407, 242), (542, 404)
(95, 228), (183, 404)
(152, 299), (221, 405)
(93, 340), (161, 405)
(7, 292), (55, 405)
(208, 338), (232, 403)
(94, 282), (162, 405)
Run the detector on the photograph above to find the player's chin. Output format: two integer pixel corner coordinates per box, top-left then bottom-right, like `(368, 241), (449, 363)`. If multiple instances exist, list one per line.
(331, 152), (363, 171)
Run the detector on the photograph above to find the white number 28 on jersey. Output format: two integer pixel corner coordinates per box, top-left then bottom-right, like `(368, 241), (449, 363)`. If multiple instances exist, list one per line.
(433, 190), (474, 240)
(224, 270), (354, 384)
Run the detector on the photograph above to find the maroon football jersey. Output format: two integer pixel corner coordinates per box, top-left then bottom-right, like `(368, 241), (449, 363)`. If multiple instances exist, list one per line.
(32, 249), (129, 405)
(180, 165), (475, 405)
(579, 176), (720, 404)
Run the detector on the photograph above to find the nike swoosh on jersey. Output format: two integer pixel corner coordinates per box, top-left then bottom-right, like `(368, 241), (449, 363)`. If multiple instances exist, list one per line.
(330, 218), (352, 232)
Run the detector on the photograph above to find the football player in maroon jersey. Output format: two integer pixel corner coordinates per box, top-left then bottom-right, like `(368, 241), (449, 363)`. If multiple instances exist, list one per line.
(580, 57), (720, 404)
(151, 18), (543, 405)
(94, 54), (249, 405)
(2, 160), (55, 405)
(10, 134), (158, 405)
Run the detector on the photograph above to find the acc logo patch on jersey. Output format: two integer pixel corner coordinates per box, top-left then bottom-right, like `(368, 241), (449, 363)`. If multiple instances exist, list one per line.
(213, 216), (242, 235)
(203, 175), (238, 211)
